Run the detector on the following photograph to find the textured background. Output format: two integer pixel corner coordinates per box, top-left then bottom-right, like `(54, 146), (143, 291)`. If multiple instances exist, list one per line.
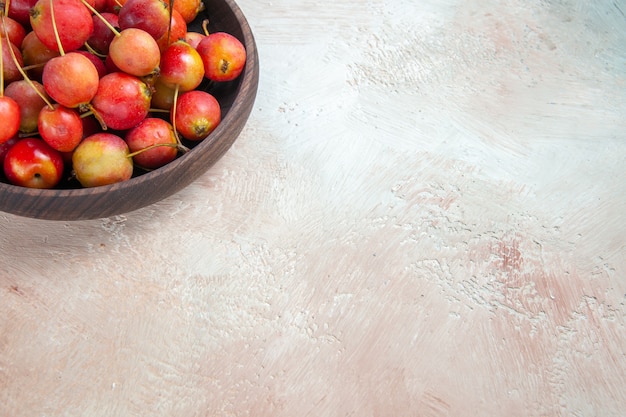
(1, 0), (625, 416)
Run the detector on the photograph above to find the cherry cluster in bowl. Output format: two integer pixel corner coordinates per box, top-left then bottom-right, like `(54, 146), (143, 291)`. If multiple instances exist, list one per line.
(0, 0), (246, 188)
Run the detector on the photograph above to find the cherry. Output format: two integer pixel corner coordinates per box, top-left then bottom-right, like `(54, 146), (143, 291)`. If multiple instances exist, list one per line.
(172, 0), (203, 24)
(108, 27), (161, 77)
(125, 118), (178, 169)
(0, 15), (27, 47)
(29, 0), (94, 53)
(1, 38), (23, 84)
(104, 0), (127, 13)
(155, 8), (186, 53)
(0, 29), (20, 144)
(81, 112), (102, 138)
(38, 104), (83, 152)
(172, 90), (220, 141)
(4, 79), (49, 134)
(91, 71), (152, 130)
(75, 50), (107, 78)
(7, 0), (38, 27)
(0, 135), (20, 165)
(86, 11), (118, 55)
(0, 96), (20, 144)
(3, 137), (64, 188)
(42, 51), (100, 109)
(184, 31), (204, 49)
(150, 77), (176, 110)
(117, 0), (170, 40)
(90, 0), (107, 12)
(20, 30), (60, 80)
(79, 0), (161, 77)
(159, 40), (204, 92)
(72, 132), (133, 187)
(196, 32), (246, 82)
(103, 52), (121, 73)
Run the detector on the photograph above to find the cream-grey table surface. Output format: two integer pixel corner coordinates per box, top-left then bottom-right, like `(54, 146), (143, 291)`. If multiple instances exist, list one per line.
(1, 0), (625, 416)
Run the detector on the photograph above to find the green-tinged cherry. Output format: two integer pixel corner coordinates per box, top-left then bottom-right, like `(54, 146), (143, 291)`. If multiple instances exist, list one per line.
(150, 77), (175, 110)
(72, 133), (133, 187)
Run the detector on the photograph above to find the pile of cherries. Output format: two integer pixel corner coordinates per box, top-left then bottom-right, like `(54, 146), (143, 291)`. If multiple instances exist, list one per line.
(0, 0), (246, 188)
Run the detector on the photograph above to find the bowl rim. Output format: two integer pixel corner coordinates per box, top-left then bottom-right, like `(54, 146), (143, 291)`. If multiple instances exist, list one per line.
(0, 0), (258, 201)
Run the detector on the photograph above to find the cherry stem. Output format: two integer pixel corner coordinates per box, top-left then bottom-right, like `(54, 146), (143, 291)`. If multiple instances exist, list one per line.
(82, 103), (108, 130)
(2, 0), (8, 17)
(21, 63), (46, 72)
(167, 0), (173, 46)
(126, 142), (181, 159)
(79, 0), (120, 37)
(49, 0), (65, 56)
(0, 18), (4, 97)
(202, 19), (210, 36)
(1, 14), (55, 108)
(171, 84), (184, 147)
(84, 42), (106, 58)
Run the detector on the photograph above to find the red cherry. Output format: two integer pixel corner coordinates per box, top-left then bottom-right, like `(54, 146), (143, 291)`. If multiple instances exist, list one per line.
(91, 71), (152, 130)
(117, 0), (170, 41)
(42, 51), (100, 109)
(159, 40), (204, 92)
(38, 104), (84, 152)
(7, 0), (39, 27)
(196, 32), (246, 82)
(86, 12), (118, 55)
(3, 137), (64, 188)
(4, 79), (49, 134)
(156, 9), (187, 53)
(172, 90), (221, 141)
(0, 135), (20, 165)
(29, 0), (94, 53)
(1, 38), (24, 84)
(0, 15), (27, 47)
(0, 96), (21, 144)
(125, 118), (178, 169)
(172, 0), (203, 24)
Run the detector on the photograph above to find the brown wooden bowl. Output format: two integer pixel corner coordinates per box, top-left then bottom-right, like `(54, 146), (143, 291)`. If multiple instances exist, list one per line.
(0, 0), (259, 221)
